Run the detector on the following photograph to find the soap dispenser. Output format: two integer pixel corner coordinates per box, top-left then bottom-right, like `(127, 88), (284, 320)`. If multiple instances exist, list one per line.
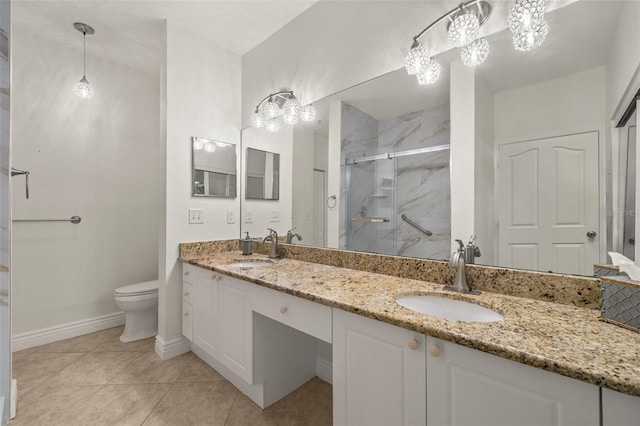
(242, 232), (253, 256)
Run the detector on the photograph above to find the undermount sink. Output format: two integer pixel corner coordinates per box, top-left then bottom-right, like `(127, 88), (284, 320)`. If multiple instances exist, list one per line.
(227, 259), (273, 268)
(395, 295), (504, 322)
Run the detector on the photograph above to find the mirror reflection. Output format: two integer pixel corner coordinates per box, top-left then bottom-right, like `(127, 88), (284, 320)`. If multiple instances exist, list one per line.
(192, 137), (237, 198)
(240, 0), (639, 278)
(245, 148), (280, 200)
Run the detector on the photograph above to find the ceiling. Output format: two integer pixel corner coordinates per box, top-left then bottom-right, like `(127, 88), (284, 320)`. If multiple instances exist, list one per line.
(12, 0), (317, 74)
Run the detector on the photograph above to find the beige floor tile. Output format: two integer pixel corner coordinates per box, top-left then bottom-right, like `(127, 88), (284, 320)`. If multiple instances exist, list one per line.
(224, 393), (268, 426)
(176, 352), (225, 383)
(261, 384), (309, 426)
(143, 381), (238, 426)
(307, 378), (333, 426)
(16, 326), (124, 354)
(75, 383), (171, 426)
(12, 352), (85, 386)
(48, 351), (142, 385)
(93, 336), (155, 353)
(109, 352), (191, 384)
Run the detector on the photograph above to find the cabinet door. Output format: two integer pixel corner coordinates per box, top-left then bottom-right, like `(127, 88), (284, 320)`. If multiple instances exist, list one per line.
(218, 274), (253, 382)
(192, 271), (219, 357)
(333, 309), (426, 426)
(602, 388), (640, 426)
(426, 337), (599, 426)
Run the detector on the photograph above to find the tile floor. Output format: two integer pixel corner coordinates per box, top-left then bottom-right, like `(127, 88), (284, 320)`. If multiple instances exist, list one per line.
(11, 326), (332, 425)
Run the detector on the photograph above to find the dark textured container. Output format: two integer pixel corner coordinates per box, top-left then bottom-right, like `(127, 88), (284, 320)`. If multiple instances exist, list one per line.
(600, 276), (640, 332)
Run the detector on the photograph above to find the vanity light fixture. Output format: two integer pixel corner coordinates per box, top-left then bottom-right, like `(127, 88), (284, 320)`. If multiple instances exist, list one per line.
(508, 0), (548, 51)
(73, 22), (95, 99)
(251, 91), (315, 132)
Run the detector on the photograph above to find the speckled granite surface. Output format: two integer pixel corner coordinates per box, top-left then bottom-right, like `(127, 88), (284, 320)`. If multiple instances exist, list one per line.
(181, 251), (640, 397)
(181, 240), (601, 309)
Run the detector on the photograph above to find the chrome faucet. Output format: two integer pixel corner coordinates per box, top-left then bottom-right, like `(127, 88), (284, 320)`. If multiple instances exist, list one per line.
(286, 227), (302, 244)
(445, 238), (480, 295)
(262, 228), (280, 259)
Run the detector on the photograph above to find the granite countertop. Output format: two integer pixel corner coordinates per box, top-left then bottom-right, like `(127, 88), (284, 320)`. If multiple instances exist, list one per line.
(181, 251), (640, 397)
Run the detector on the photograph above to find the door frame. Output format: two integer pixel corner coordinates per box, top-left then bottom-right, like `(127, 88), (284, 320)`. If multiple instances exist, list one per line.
(494, 126), (605, 266)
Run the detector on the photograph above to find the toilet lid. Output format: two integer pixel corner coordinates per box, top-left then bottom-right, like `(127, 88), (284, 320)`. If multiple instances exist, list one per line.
(115, 280), (159, 296)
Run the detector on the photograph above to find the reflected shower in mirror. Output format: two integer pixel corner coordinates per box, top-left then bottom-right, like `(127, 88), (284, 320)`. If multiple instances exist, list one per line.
(245, 148), (280, 200)
(192, 137), (237, 198)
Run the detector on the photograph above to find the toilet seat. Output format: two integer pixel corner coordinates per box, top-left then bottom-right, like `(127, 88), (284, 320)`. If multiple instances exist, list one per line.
(115, 280), (159, 297)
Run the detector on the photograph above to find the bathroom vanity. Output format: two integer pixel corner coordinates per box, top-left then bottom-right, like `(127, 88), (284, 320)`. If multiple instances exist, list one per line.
(180, 249), (640, 426)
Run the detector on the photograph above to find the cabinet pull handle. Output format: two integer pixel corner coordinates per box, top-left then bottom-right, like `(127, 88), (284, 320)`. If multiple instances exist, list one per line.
(408, 339), (419, 350)
(183, 312), (189, 317)
(183, 292), (189, 297)
(183, 271), (189, 276)
(211, 275), (221, 281)
(280, 306), (288, 314)
(429, 345), (441, 357)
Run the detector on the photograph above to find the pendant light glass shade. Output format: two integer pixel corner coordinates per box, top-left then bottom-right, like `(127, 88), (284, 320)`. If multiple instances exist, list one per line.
(404, 42), (429, 75)
(73, 23), (95, 99)
(448, 13), (480, 48)
(283, 95), (300, 125)
(74, 76), (94, 98)
(300, 104), (316, 122)
(508, 0), (547, 34)
(204, 142), (216, 153)
(251, 109), (266, 128)
(193, 138), (204, 150)
(512, 18), (548, 51)
(263, 98), (280, 119)
(461, 38), (490, 66)
(416, 58), (442, 86)
(265, 117), (281, 132)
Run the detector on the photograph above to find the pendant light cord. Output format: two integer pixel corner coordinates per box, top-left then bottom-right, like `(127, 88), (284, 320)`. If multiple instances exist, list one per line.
(82, 30), (86, 77)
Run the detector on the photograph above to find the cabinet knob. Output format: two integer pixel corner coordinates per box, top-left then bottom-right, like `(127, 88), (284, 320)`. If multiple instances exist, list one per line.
(183, 271), (189, 276)
(211, 275), (221, 281)
(408, 339), (419, 350)
(183, 292), (189, 297)
(280, 306), (288, 314)
(183, 312), (189, 317)
(429, 345), (441, 357)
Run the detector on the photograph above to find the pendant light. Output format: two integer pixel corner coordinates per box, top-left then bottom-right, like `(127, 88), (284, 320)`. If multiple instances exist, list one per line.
(73, 22), (95, 99)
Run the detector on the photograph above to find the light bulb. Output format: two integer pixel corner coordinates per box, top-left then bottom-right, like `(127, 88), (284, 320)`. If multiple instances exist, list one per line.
(266, 117), (280, 132)
(74, 76), (94, 99)
(461, 38), (489, 67)
(283, 96), (300, 125)
(448, 13), (479, 48)
(251, 110), (266, 128)
(513, 18), (548, 51)
(404, 42), (429, 75)
(263, 99), (280, 119)
(193, 138), (204, 150)
(204, 142), (216, 153)
(283, 111), (299, 125)
(416, 58), (441, 86)
(508, 0), (547, 35)
(300, 104), (316, 122)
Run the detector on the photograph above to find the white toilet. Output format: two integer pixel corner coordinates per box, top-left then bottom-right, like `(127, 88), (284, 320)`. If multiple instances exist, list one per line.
(114, 280), (159, 343)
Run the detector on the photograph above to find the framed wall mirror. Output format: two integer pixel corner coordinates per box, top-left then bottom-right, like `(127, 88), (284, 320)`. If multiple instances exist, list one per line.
(192, 137), (237, 198)
(245, 147), (280, 200)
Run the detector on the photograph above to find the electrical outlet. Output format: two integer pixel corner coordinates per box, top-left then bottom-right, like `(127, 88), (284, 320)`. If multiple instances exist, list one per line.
(189, 209), (204, 224)
(227, 210), (236, 224)
(244, 210), (253, 224)
(271, 211), (280, 222)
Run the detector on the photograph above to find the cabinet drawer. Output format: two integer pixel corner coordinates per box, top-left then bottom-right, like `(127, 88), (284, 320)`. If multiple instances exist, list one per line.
(182, 301), (193, 341)
(252, 285), (332, 343)
(182, 282), (193, 303)
(182, 264), (197, 284)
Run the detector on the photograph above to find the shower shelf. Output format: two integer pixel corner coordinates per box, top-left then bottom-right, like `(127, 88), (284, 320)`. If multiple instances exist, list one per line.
(370, 193), (388, 198)
(351, 218), (390, 223)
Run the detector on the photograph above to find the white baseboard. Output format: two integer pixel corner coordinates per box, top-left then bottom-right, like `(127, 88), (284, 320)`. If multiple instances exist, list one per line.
(11, 312), (125, 352)
(154, 335), (191, 360)
(316, 356), (333, 384)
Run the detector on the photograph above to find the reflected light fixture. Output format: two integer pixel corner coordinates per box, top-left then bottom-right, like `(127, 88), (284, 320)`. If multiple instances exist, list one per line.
(508, 0), (548, 52)
(73, 22), (95, 99)
(251, 91), (315, 132)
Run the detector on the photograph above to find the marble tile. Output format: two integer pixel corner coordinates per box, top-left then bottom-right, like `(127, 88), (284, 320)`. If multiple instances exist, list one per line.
(49, 351), (142, 385)
(17, 326), (124, 354)
(225, 393), (269, 426)
(12, 352), (85, 386)
(76, 384), (171, 426)
(142, 381), (238, 426)
(93, 335), (155, 352)
(110, 351), (191, 384)
(176, 352), (225, 383)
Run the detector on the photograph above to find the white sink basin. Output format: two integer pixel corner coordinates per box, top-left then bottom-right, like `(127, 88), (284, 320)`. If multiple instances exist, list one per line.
(395, 295), (504, 322)
(228, 260), (273, 268)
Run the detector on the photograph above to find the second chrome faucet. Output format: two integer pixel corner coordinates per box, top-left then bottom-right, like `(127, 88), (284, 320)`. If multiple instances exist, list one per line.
(262, 228), (280, 259)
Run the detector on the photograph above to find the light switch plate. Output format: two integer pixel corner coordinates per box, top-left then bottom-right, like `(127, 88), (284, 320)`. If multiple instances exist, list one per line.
(245, 210), (253, 224)
(189, 209), (204, 224)
(271, 211), (280, 222)
(227, 210), (236, 224)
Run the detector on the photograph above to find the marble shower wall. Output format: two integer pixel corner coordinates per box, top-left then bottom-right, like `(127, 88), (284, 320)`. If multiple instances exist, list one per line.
(341, 102), (451, 260)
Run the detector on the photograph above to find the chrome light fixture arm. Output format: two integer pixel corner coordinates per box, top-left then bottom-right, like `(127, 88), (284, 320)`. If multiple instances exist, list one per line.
(411, 0), (491, 45)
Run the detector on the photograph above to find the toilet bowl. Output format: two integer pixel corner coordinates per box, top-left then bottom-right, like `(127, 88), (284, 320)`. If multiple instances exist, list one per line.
(114, 280), (159, 343)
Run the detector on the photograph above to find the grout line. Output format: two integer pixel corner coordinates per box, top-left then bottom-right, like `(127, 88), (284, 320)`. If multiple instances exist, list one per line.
(139, 382), (175, 426)
(222, 390), (241, 426)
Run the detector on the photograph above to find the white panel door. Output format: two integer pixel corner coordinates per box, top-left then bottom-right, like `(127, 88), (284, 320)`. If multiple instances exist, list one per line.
(426, 337), (599, 426)
(498, 132), (599, 275)
(192, 271), (218, 357)
(333, 309), (426, 426)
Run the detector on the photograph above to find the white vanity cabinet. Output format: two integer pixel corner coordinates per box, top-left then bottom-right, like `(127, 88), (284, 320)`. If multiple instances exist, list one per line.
(333, 309), (426, 426)
(426, 337), (600, 426)
(602, 388), (640, 426)
(192, 269), (218, 356)
(181, 265), (194, 340)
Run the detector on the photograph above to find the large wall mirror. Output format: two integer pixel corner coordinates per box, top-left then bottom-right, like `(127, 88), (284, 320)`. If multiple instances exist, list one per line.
(192, 137), (237, 198)
(239, 0), (640, 278)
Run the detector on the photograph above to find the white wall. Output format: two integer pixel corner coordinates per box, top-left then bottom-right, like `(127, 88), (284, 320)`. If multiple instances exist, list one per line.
(159, 21), (241, 348)
(292, 127), (315, 243)
(12, 31), (159, 334)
